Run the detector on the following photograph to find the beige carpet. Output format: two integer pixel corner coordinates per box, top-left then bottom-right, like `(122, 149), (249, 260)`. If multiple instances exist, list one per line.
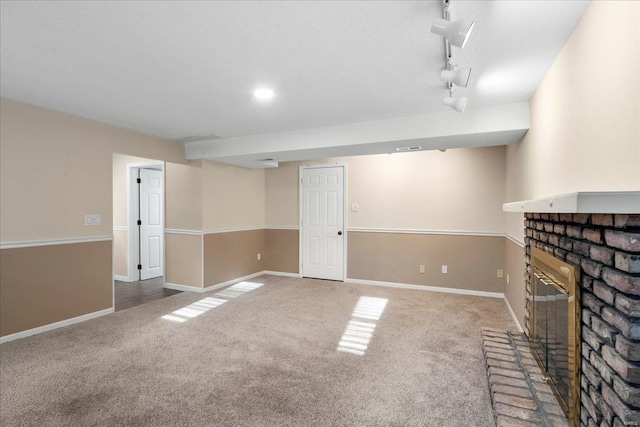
(0, 275), (516, 426)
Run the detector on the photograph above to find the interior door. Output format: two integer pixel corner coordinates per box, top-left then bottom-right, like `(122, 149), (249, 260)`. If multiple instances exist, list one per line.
(302, 166), (344, 281)
(139, 168), (164, 280)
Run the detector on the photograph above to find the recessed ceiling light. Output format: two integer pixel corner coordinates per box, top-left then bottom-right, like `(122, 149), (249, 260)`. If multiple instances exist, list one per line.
(253, 88), (274, 100)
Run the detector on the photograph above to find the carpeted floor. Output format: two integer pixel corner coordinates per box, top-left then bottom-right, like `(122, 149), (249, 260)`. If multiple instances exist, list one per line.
(0, 275), (517, 426)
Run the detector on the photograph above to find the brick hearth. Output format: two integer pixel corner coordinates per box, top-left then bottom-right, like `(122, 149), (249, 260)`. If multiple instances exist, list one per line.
(523, 214), (640, 426)
(482, 328), (568, 426)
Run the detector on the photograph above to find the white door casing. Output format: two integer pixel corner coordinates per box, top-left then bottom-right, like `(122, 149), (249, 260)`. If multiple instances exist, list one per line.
(139, 168), (164, 280)
(301, 166), (345, 281)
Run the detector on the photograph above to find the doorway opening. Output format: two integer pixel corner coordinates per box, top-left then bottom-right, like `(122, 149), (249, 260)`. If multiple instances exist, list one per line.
(299, 164), (347, 281)
(112, 155), (174, 311)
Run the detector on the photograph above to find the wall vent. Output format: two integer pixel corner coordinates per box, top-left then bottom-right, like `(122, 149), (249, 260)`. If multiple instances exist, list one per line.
(395, 146), (423, 152)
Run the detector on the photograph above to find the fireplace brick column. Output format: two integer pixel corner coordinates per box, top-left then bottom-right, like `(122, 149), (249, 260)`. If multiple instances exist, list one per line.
(523, 213), (640, 427)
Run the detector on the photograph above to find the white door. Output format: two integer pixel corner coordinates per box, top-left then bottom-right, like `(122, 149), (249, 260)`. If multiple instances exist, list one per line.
(139, 168), (164, 280)
(301, 166), (345, 281)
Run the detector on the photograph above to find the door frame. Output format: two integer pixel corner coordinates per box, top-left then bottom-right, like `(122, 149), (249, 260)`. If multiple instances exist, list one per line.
(126, 161), (165, 282)
(298, 164), (348, 281)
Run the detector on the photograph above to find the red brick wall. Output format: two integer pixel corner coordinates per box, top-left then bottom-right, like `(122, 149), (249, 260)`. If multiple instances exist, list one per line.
(524, 214), (640, 426)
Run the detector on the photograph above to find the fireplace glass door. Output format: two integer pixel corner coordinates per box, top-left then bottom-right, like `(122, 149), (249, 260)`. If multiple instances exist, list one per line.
(533, 270), (570, 406)
(530, 247), (580, 427)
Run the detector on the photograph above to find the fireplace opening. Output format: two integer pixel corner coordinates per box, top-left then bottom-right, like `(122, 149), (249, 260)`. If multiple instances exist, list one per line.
(530, 247), (581, 426)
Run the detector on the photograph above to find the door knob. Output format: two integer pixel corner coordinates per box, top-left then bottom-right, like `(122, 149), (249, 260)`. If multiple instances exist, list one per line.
(338, 231), (343, 235)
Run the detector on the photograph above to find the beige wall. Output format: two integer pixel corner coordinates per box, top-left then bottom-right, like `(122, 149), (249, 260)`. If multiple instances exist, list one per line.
(505, 1), (640, 241)
(502, 1), (639, 331)
(348, 232), (505, 293)
(166, 233), (202, 288)
(348, 147), (506, 231)
(166, 161), (203, 231)
(203, 230), (265, 286)
(202, 160), (265, 231)
(264, 229), (299, 274)
(0, 241), (112, 336)
(113, 154), (161, 227)
(0, 99), (186, 242)
(266, 146), (507, 232)
(264, 147), (507, 292)
(0, 99), (187, 337)
(163, 161), (205, 287)
(113, 230), (128, 277)
(265, 162), (299, 227)
(504, 239), (526, 330)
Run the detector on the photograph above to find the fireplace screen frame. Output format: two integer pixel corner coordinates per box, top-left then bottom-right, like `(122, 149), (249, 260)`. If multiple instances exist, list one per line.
(530, 247), (581, 427)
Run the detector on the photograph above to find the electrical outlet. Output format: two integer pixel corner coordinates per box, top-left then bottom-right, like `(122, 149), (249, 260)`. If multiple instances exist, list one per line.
(441, 265), (447, 274)
(419, 265), (425, 274)
(497, 269), (504, 278)
(84, 214), (101, 226)
(351, 203), (359, 212)
(257, 253), (261, 260)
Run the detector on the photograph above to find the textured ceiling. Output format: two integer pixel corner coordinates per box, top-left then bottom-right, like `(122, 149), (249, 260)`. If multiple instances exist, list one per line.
(0, 1), (590, 142)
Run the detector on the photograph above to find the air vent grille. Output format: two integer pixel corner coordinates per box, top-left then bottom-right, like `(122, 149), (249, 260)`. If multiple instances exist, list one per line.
(395, 146), (423, 152)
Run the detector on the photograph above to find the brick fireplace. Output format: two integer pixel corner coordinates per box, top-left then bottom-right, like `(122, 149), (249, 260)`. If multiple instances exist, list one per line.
(523, 213), (640, 426)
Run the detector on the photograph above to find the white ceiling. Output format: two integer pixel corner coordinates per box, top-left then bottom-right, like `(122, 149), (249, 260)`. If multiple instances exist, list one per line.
(1, 1), (590, 166)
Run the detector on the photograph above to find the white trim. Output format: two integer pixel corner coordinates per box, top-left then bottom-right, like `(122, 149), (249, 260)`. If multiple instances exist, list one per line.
(114, 275), (129, 282)
(164, 282), (205, 293)
(0, 235), (112, 250)
(265, 225), (299, 231)
(504, 296), (524, 333)
(505, 234), (525, 248)
(345, 278), (504, 299)
(503, 191), (640, 214)
(113, 226), (128, 232)
(165, 229), (202, 236)
(347, 227), (504, 237)
(343, 164), (348, 282)
(203, 226), (264, 234)
(203, 271), (265, 292)
(0, 308), (114, 344)
(124, 161), (164, 170)
(263, 271), (302, 278)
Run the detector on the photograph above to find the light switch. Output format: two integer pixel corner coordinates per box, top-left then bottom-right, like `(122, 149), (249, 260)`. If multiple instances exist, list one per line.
(351, 203), (359, 212)
(85, 215), (101, 226)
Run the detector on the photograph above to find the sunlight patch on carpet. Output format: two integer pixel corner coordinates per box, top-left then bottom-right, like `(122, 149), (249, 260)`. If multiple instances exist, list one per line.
(162, 297), (226, 323)
(352, 296), (388, 320)
(337, 296), (388, 356)
(214, 281), (263, 299)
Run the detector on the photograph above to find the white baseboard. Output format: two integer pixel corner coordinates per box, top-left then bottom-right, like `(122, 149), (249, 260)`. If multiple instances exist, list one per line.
(203, 271), (266, 293)
(504, 296), (524, 333)
(164, 282), (205, 293)
(345, 278), (504, 299)
(114, 275), (129, 282)
(0, 308), (114, 344)
(263, 271), (301, 278)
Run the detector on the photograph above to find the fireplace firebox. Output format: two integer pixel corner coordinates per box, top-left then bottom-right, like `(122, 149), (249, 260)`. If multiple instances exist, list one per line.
(531, 247), (581, 426)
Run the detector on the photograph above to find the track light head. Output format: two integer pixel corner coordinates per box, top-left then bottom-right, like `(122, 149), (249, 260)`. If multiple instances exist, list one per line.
(440, 67), (472, 88)
(443, 96), (468, 113)
(431, 18), (475, 49)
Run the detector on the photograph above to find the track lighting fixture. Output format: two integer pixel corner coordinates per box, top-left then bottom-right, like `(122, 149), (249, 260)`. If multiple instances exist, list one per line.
(431, 18), (475, 49)
(440, 67), (472, 88)
(442, 95), (468, 113)
(431, 0), (474, 113)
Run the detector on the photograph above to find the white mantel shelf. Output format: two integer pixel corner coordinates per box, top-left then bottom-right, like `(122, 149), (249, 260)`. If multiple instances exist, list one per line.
(503, 192), (640, 214)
